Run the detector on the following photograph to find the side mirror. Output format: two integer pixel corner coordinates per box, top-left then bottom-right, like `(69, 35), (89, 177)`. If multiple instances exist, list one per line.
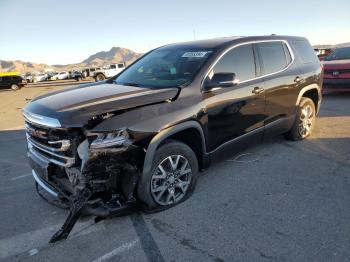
(203, 73), (238, 92)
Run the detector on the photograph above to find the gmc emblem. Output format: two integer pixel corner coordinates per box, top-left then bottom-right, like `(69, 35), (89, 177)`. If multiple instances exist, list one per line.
(332, 71), (340, 76)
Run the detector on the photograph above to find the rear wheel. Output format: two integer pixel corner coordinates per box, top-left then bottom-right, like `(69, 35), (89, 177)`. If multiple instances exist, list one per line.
(95, 74), (105, 82)
(11, 84), (20, 90)
(286, 97), (316, 140)
(138, 140), (198, 211)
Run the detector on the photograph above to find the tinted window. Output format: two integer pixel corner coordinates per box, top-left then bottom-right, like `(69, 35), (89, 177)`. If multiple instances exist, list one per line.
(293, 40), (319, 63)
(258, 42), (288, 74)
(213, 44), (255, 82)
(324, 47), (350, 61)
(110, 64), (116, 69)
(115, 48), (213, 88)
(118, 63), (124, 68)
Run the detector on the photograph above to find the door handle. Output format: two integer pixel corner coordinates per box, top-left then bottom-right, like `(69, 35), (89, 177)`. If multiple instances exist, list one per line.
(252, 86), (264, 94)
(294, 76), (303, 83)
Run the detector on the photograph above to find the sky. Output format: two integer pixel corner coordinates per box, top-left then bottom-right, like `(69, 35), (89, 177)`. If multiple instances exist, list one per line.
(0, 0), (349, 65)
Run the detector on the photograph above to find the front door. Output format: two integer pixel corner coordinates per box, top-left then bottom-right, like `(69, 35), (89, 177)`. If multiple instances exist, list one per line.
(203, 44), (267, 152)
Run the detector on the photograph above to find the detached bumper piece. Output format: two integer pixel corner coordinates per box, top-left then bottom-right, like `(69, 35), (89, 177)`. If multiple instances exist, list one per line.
(50, 188), (92, 243)
(49, 186), (138, 243)
(48, 161), (139, 243)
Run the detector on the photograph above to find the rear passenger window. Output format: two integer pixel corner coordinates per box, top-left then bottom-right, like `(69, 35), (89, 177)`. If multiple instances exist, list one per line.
(213, 44), (256, 82)
(293, 40), (319, 63)
(110, 65), (116, 69)
(257, 42), (288, 75)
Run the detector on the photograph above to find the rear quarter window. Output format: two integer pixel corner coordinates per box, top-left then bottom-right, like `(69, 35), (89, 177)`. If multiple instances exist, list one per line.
(257, 42), (288, 75)
(292, 40), (319, 64)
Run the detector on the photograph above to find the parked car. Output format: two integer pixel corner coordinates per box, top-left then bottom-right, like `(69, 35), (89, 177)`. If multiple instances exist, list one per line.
(82, 67), (101, 78)
(93, 63), (126, 81)
(47, 72), (58, 80)
(24, 73), (34, 83)
(33, 73), (49, 82)
(71, 71), (83, 81)
(56, 71), (69, 80)
(322, 46), (350, 92)
(22, 35), (322, 243)
(0, 74), (26, 90)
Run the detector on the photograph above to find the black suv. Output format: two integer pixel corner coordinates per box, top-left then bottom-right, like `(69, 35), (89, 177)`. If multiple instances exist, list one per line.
(22, 35), (322, 242)
(0, 75), (26, 90)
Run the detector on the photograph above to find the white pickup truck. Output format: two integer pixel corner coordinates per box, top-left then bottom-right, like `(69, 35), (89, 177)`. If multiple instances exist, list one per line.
(93, 63), (126, 81)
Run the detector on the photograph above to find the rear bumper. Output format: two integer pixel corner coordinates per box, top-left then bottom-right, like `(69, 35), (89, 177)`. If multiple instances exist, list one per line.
(323, 78), (350, 91)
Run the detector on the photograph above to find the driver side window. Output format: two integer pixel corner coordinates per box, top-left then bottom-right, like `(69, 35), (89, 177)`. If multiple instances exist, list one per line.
(213, 44), (256, 82)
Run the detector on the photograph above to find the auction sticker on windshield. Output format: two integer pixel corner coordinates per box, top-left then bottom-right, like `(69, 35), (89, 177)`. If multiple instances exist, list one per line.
(182, 51), (210, 57)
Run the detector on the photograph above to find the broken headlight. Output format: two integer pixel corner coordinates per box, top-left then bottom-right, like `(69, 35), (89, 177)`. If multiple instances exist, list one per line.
(88, 130), (129, 149)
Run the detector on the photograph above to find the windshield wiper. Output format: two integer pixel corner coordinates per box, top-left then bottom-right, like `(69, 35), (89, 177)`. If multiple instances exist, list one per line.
(116, 82), (141, 87)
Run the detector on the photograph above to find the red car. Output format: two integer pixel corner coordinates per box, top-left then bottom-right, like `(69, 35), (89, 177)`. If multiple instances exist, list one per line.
(322, 46), (350, 92)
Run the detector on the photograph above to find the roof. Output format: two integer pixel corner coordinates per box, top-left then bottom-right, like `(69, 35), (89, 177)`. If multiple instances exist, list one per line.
(161, 35), (307, 50)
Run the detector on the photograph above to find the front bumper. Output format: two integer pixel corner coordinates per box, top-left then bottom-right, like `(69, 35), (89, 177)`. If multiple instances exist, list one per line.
(32, 169), (59, 198)
(323, 78), (350, 91)
(28, 141), (141, 243)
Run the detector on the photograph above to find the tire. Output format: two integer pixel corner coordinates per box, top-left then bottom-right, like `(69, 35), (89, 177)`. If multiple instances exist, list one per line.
(95, 74), (105, 82)
(11, 84), (20, 91)
(286, 97), (316, 141)
(137, 140), (198, 211)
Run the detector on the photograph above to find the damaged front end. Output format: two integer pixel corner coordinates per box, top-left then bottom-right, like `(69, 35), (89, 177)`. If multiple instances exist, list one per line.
(26, 120), (144, 243)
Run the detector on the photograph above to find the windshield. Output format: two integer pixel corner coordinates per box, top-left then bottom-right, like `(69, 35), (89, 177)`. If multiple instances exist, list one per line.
(324, 47), (350, 61)
(113, 48), (214, 88)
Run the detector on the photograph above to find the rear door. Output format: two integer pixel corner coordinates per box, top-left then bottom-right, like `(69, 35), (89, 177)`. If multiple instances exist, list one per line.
(106, 64), (117, 77)
(204, 44), (266, 152)
(255, 41), (299, 135)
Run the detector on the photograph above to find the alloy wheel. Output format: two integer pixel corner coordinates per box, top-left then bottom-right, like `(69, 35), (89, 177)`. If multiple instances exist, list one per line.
(151, 155), (192, 206)
(298, 104), (314, 138)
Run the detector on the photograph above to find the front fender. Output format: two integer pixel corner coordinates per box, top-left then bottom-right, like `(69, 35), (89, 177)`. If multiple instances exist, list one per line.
(142, 120), (207, 176)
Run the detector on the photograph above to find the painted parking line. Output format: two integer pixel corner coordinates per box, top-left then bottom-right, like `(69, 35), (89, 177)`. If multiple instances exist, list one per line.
(11, 173), (32, 180)
(91, 240), (138, 262)
(0, 219), (105, 259)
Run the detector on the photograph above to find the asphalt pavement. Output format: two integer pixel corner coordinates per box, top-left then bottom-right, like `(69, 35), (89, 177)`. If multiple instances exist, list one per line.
(0, 94), (349, 262)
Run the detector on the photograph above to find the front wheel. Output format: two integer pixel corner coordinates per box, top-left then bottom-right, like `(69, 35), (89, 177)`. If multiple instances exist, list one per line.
(137, 140), (198, 211)
(11, 84), (20, 90)
(286, 97), (316, 140)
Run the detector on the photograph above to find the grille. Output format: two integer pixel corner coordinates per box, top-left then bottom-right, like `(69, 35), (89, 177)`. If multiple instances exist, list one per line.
(25, 121), (77, 167)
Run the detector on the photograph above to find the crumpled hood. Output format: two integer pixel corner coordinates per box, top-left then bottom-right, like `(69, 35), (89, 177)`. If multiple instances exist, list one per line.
(23, 83), (179, 128)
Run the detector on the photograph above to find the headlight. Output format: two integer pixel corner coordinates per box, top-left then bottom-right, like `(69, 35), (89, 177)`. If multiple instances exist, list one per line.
(88, 130), (129, 149)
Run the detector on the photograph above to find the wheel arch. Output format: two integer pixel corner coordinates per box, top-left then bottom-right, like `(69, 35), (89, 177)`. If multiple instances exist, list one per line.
(296, 84), (322, 114)
(142, 121), (208, 177)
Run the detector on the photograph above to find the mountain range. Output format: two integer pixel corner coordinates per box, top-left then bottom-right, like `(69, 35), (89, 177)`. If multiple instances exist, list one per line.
(0, 47), (142, 73)
(1, 42), (350, 74)
(313, 42), (350, 49)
